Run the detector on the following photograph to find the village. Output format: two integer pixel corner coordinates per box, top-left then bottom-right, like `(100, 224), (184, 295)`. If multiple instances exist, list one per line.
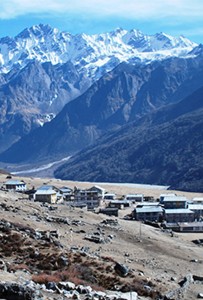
(2, 177), (203, 234)
(0, 173), (203, 299)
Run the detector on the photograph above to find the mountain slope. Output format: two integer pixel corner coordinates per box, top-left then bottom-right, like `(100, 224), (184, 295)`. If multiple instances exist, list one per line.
(1, 54), (203, 164)
(54, 86), (203, 192)
(0, 60), (90, 153)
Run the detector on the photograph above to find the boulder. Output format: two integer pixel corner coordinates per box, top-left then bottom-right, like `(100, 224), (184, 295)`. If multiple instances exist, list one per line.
(114, 263), (129, 277)
(0, 282), (35, 300)
(58, 281), (76, 290)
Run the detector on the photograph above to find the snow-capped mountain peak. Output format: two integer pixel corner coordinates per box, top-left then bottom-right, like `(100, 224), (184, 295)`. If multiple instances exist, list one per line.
(0, 25), (198, 79)
(17, 24), (60, 39)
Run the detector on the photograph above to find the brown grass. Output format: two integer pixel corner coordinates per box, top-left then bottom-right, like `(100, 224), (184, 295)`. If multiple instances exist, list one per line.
(8, 263), (31, 273)
(32, 273), (60, 284)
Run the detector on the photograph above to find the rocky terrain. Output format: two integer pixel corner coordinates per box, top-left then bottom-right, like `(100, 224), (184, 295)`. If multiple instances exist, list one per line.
(0, 173), (203, 300)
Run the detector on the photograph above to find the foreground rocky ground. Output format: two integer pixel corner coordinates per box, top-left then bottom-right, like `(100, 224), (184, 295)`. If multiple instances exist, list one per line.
(0, 173), (203, 300)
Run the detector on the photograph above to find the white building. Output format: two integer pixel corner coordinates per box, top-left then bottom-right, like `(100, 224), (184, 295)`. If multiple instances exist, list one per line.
(125, 194), (144, 202)
(4, 180), (27, 191)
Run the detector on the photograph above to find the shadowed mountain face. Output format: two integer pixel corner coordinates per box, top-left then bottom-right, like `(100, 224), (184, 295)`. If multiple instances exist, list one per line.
(1, 53), (203, 164)
(0, 60), (90, 153)
(0, 53), (202, 164)
(54, 86), (203, 192)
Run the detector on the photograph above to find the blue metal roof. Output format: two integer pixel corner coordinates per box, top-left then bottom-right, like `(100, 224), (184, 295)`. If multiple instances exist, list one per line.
(38, 185), (54, 190)
(5, 180), (26, 185)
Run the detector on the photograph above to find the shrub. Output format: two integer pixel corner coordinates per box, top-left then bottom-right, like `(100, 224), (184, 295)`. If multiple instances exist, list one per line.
(8, 263), (31, 272)
(32, 273), (60, 284)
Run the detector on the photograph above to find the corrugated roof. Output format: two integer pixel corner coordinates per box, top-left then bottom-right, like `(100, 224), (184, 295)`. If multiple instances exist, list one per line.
(5, 180), (26, 185)
(60, 187), (72, 192)
(136, 206), (163, 213)
(126, 194), (143, 197)
(35, 190), (56, 195)
(188, 204), (203, 210)
(178, 222), (203, 227)
(110, 200), (129, 204)
(160, 193), (176, 197)
(164, 209), (194, 214)
(163, 196), (187, 202)
(136, 202), (160, 207)
(38, 185), (55, 190)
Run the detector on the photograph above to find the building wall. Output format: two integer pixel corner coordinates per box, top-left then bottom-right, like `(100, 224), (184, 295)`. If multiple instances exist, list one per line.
(75, 191), (101, 201)
(6, 184), (26, 191)
(178, 224), (203, 232)
(135, 212), (163, 222)
(86, 199), (101, 209)
(35, 194), (57, 204)
(189, 209), (203, 221)
(164, 212), (194, 223)
(164, 201), (187, 209)
(99, 208), (118, 217)
(125, 195), (143, 202)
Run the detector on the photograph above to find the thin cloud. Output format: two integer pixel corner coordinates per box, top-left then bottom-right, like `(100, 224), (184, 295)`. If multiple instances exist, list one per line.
(179, 27), (203, 38)
(0, 0), (203, 20)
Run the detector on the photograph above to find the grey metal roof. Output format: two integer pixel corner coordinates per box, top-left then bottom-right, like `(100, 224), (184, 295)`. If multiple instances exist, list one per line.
(188, 204), (203, 210)
(177, 222), (203, 227)
(126, 194), (143, 197)
(163, 196), (188, 202)
(136, 206), (163, 213)
(59, 187), (72, 192)
(35, 190), (56, 195)
(136, 202), (160, 207)
(164, 209), (194, 214)
(109, 200), (130, 204)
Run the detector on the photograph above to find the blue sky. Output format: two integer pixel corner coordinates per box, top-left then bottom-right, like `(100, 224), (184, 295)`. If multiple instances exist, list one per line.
(0, 0), (203, 44)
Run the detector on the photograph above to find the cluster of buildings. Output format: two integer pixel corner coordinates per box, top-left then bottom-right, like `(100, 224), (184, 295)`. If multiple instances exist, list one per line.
(2, 179), (107, 208)
(132, 193), (203, 232)
(2, 179), (203, 232)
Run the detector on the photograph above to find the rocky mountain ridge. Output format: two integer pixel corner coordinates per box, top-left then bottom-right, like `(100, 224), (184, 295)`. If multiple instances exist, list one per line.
(0, 24), (197, 77)
(1, 53), (203, 167)
(0, 60), (90, 153)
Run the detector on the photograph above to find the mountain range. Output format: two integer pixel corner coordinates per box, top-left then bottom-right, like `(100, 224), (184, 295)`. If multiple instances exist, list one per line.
(54, 85), (203, 192)
(0, 24), (203, 191)
(0, 24), (196, 75)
